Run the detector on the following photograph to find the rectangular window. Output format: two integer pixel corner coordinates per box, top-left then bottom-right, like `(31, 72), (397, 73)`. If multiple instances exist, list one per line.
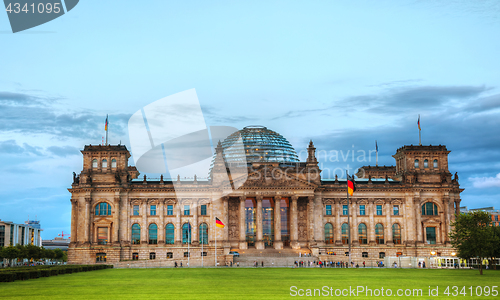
(184, 252), (190, 257)
(343, 205), (348, 215)
(149, 252), (156, 260)
(359, 205), (365, 216)
(495, 215), (498, 221)
(97, 227), (108, 245)
(426, 227), (436, 245)
(96, 253), (106, 263)
(133, 205), (139, 216)
(200, 205), (207, 216)
(0, 225), (5, 247)
(326, 205), (332, 215)
(379, 252), (385, 259)
(376, 205), (383, 216)
(132, 253), (139, 260)
(150, 205), (156, 216)
(166, 252), (173, 258)
(167, 205), (173, 216)
(184, 205), (190, 216)
(393, 205), (399, 216)
(362, 252), (368, 258)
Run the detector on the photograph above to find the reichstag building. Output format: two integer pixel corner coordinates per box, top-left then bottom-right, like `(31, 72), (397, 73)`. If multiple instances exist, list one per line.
(68, 126), (462, 265)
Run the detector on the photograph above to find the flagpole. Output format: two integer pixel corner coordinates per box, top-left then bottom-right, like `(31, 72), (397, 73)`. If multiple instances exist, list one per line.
(215, 222), (217, 267)
(105, 114), (109, 146)
(188, 224), (190, 268)
(346, 171), (351, 268)
(375, 140), (378, 167)
(201, 224), (204, 267)
(418, 114), (421, 146)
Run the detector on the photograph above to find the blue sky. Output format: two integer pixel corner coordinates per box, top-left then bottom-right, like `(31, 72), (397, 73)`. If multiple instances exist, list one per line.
(0, 0), (499, 240)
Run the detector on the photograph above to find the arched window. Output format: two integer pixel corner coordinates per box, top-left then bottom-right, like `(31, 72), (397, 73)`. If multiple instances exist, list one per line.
(414, 159), (419, 168)
(148, 224), (157, 244)
(422, 202), (438, 215)
(111, 159), (117, 168)
(95, 202), (111, 216)
(102, 159), (107, 168)
(92, 159), (98, 168)
(392, 223), (401, 244)
(433, 159), (438, 168)
(358, 223), (367, 244)
(324, 223), (334, 244)
(199, 223), (208, 245)
(424, 159), (429, 168)
(341, 223), (349, 244)
(182, 223), (191, 244)
(165, 224), (175, 244)
(375, 223), (384, 244)
(131, 224), (141, 245)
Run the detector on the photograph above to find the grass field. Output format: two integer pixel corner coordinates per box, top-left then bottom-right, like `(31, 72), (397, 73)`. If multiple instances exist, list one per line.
(0, 268), (499, 299)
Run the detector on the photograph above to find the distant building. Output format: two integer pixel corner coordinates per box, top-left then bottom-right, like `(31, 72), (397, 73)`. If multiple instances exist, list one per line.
(25, 220), (41, 230)
(460, 206), (500, 227)
(0, 219), (42, 247)
(42, 237), (70, 251)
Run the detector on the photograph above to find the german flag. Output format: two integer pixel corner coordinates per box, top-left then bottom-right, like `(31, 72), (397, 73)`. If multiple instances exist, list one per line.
(347, 174), (356, 196)
(216, 217), (225, 228)
(105, 114), (108, 131)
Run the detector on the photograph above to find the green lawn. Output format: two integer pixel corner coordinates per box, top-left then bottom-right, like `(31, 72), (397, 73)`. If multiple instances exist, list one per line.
(0, 268), (499, 299)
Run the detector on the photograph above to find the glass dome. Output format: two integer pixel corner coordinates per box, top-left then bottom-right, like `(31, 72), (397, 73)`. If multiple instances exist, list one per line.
(220, 126), (299, 163)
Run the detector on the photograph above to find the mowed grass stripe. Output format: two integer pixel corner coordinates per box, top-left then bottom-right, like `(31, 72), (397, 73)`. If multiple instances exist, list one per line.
(0, 268), (498, 299)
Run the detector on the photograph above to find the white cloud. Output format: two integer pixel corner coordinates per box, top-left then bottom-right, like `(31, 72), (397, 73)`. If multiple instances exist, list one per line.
(469, 173), (500, 188)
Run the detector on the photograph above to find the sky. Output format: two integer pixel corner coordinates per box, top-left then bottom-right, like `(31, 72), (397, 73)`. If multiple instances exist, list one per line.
(0, 0), (499, 240)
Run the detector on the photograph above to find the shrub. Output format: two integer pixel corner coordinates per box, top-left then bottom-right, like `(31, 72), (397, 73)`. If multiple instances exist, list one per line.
(50, 269), (58, 276)
(0, 272), (16, 282)
(28, 270), (41, 279)
(40, 269), (51, 277)
(15, 271), (29, 281)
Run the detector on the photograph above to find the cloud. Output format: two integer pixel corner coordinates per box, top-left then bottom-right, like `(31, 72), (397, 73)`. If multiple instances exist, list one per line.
(0, 91), (60, 106)
(470, 173), (500, 188)
(47, 146), (81, 157)
(0, 139), (43, 156)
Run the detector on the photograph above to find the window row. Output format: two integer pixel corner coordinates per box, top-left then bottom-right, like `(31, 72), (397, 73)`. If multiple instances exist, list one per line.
(131, 223), (209, 245)
(325, 205), (400, 216)
(324, 223), (402, 245)
(414, 159), (438, 169)
(92, 158), (117, 168)
(132, 204), (207, 216)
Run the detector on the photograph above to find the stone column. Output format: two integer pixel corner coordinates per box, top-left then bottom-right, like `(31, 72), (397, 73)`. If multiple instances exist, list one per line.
(274, 195), (283, 249)
(192, 200), (199, 246)
(239, 196), (247, 249)
(444, 197), (450, 244)
(307, 196), (314, 245)
(314, 194), (324, 246)
(351, 199), (358, 246)
(223, 197), (229, 246)
(175, 200), (182, 245)
(158, 199), (165, 244)
(113, 196), (120, 244)
(70, 198), (78, 245)
(141, 200), (147, 244)
(416, 203), (422, 243)
(290, 196), (299, 249)
(439, 206), (445, 244)
(84, 196), (91, 245)
(385, 200), (393, 245)
(368, 199), (375, 245)
(334, 199), (342, 245)
(120, 195), (129, 244)
(255, 196), (264, 249)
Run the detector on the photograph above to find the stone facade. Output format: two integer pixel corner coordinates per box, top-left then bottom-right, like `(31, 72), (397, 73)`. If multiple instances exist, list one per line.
(68, 142), (462, 265)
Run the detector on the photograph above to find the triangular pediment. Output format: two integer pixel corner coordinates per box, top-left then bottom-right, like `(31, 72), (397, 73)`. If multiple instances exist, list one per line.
(227, 167), (317, 189)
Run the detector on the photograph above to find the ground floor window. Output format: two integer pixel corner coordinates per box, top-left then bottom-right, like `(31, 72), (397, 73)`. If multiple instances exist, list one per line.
(166, 252), (173, 258)
(426, 227), (436, 244)
(184, 252), (190, 257)
(396, 252), (403, 257)
(97, 227), (108, 245)
(362, 252), (368, 258)
(344, 252), (349, 256)
(96, 253), (106, 262)
(150, 252), (156, 260)
(132, 252), (139, 260)
(379, 252), (385, 259)
(201, 252), (207, 256)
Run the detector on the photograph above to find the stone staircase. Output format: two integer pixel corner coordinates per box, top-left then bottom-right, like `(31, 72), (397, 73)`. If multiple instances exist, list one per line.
(232, 248), (318, 267)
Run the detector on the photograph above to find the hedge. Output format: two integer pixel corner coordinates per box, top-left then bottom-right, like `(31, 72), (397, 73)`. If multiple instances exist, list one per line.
(0, 264), (114, 283)
(0, 272), (16, 282)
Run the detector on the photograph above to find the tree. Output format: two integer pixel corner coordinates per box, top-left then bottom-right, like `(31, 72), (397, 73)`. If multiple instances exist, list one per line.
(449, 211), (498, 275)
(54, 248), (64, 261)
(2, 246), (20, 266)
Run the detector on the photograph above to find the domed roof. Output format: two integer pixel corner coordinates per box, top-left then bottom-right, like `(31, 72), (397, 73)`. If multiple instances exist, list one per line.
(220, 126), (299, 163)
